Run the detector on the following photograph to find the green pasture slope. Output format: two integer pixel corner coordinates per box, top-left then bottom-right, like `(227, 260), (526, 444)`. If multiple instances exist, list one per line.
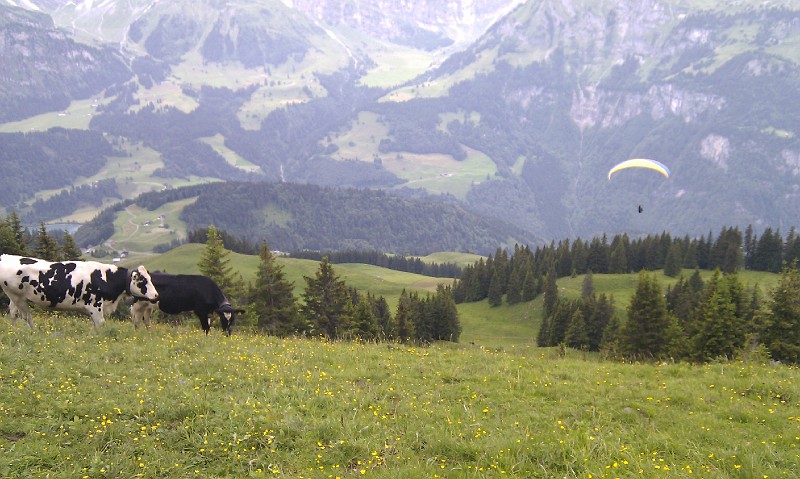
(128, 245), (782, 348)
(0, 317), (797, 478)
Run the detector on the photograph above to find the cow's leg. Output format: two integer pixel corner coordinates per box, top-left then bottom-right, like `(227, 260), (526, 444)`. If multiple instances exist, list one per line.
(130, 301), (149, 329)
(197, 313), (211, 334)
(9, 298), (34, 328)
(143, 304), (154, 329)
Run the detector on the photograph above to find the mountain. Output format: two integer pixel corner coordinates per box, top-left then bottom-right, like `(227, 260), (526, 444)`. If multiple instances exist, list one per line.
(1, 0), (799, 255)
(0, 4), (131, 122)
(75, 182), (536, 255)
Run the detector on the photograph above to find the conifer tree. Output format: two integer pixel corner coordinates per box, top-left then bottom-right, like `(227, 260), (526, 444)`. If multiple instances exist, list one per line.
(249, 241), (298, 336)
(0, 221), (22, 255)
(586, 293), (615, 351)
(564, 306), (589, 349)
(7, 211), (28, 254)
(487, 269), (503, 307)
(608, 236), (628, 274)
(301, 257), (351, 339)
(537, 315), (553, 347)
(431, 285), (461, 342)
(60, 231), (82, 260)
(34, 223), (60, 261)
(198, 225), (239, 295)
(543, 264), (558, 317)
(505, 264), (523, 305)
(370, 294), (393, 339)
(664, 242), (683, 277)
(761, 262), (800, 363)
(690, 270), (747, 361)
(581, 270), (594, 298)
(394, 290), (416, 342)
(619, 271), (679, 359)
(349, 298), (380, 340)
(521, 268), (538, 302)
(600, 314), (622, 356)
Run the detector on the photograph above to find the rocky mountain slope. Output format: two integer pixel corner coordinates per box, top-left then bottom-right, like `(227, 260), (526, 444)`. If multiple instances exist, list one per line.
(1, 0), (798, 252)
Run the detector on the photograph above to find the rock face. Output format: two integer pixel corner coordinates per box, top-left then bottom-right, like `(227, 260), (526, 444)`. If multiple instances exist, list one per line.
(0, 5), (131, 122)
(286, 0), (525, 50)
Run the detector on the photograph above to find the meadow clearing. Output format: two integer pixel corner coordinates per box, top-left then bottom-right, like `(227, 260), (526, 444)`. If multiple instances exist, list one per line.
(0, 314), (797, 479)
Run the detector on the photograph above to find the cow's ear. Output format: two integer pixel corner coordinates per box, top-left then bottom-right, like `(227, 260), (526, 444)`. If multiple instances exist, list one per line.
(235, 309), (246, 314)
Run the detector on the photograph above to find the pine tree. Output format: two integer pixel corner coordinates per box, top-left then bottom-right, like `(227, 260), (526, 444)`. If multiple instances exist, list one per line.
(608, 236), (628, 274)
(564, 306), (590, 349)
(349, 298), (380, 340)
(34, 223), (60, 261)
(663, 242), (683, 277)
(761, 262), (800, 363)
(394, 290), (416, 342)
(521, 268), (538, 302)
(198, 225), (239, 295)
(487, 269), (503, 307)
(537, 315), (553, 347)
(505, 264), (523, 305)
(429, 285), (461, 342)
(249, 241), (298, 336)
(370, 294), (393, 339)
(301, 257), (351, 339)
(60, 231), (82, 260)
(543, 264), (558, 317)
(600, 314), (622, 356)
(581, 270), (594, 298)
(689, 270), (747, 361)
(7, 211), (28, 254)
(619, 271), (679, 359)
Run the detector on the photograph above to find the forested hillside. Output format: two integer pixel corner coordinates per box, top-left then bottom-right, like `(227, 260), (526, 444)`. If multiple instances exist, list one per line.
(0, 5), (131, 122)
(75, 182), (537, 255)
(1, 1), (799, 252)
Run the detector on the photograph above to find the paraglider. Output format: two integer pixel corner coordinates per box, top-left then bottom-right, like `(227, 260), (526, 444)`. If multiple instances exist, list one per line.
(607, 159), (670, 180)
(608, 159), (670, 214)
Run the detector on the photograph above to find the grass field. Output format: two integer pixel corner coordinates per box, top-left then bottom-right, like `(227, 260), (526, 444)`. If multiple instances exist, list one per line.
(0, 316), (797, 478)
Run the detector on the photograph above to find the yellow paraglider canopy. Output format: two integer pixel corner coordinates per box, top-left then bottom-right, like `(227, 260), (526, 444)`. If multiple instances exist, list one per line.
(607, 159), (671, 180)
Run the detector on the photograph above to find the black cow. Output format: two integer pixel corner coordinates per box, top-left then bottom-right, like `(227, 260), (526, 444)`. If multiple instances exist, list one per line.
(0, 254), (158, 329)
(130, 272), (244, 335)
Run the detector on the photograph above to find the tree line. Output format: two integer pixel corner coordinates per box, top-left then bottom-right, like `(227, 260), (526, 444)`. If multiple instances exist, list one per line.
(537, 265), (800, 364)
(193, 226), (461, 343)
(453, 225), (800, 307)
(0, 212), (82, 263)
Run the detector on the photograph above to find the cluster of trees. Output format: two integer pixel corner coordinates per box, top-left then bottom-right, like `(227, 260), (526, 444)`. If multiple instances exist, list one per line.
(26, 179), (120, 223)
(538, 265), (800, 364)
(289, 249), (462, 278)
(0, 129), (116, 207)
(0, 212), (82, 262)
(190, 226), (461, 342)
(177, 181), (533, 255)
(454, 226), (800, 307)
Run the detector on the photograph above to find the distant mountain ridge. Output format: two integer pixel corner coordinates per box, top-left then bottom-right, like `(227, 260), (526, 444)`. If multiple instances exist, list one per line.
(1, 0), (799, 254)
(75, 182), (537, 255)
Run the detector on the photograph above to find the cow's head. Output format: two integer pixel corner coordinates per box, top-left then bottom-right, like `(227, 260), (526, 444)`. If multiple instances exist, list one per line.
(216, 303), (245, 336)
(127, 265), (159, 302)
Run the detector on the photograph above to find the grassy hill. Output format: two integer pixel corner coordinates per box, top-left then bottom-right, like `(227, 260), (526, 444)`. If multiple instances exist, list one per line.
(122, 245), (781, 348)
(0, 317), (797, 478)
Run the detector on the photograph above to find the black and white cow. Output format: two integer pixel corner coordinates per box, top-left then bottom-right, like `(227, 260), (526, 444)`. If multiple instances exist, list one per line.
(130, 272), (244, 335)
(0, 254), (158, 329)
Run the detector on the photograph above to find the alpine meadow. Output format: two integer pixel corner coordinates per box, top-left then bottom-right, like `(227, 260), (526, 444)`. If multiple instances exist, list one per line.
(1, 0), (800, 478)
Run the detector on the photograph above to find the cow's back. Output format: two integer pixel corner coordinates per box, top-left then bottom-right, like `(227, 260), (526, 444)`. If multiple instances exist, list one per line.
(3, 255), (116, 309)
(151, 273), (221, 315)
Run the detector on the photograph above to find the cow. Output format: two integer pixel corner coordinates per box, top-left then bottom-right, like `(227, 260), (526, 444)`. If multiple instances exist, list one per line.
(130, 272), (244, 335)
(0, 254), (158, 329)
